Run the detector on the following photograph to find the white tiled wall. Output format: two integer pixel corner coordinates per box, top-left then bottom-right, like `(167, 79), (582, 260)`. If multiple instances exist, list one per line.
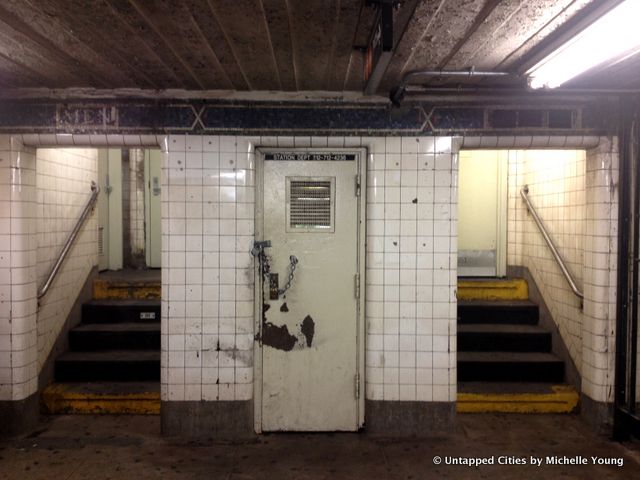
(582, 139), (618, 403)
(0, 136), (38, 401)
(365, 137), (457, 402)
(0, 132), (621, 412)
(162, 135), (457, 404)
(507, 142), (618, 403)
(35, 148), (98, 369)
(508, 150), (585, 369)
(162, 134), (256, 402)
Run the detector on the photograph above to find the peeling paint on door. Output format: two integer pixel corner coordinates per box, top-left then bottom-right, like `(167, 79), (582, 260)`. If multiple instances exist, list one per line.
(301, 315), (315, 347)
(261, 321), (297, 351)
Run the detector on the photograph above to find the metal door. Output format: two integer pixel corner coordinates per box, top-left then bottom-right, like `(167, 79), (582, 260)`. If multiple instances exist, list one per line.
(97, 150), (109, 271)
(97, 149), (123, 271)
(458, 150), (507, 276)
(258, 151), (363, 432)
(144, 149), (162, 268)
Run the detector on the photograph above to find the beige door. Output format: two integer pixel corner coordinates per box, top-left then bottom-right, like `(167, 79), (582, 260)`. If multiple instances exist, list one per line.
(97, 150), (109, 271)
(458, 150), (508, 277)
(144, 149), (162, 268)
(259, 151), (363, 432)
(97, 149), (123, 271)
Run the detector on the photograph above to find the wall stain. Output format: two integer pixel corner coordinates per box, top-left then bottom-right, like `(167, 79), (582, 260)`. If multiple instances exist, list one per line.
(280, 302), (289, 312)
(301, 315), (315, 347)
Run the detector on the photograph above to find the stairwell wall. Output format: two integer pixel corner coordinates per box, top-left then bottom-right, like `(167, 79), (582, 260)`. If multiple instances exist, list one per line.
(507, 149), (586, 372)
(507, 140), (619, 410)
(35, 148), (99, 370)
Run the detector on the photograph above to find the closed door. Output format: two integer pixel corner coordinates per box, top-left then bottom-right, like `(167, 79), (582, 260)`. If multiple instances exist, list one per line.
(458, 150), (507, 277)
(259, 151), (363, 432)
(97, 150), (109, 271)
(144, 149), (162, 268)
(97, 149), (123, 271)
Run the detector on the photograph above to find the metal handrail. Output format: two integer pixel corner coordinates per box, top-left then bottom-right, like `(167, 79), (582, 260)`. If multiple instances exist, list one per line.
(37, 181), (100, 300)
(520, 185), (584, 300)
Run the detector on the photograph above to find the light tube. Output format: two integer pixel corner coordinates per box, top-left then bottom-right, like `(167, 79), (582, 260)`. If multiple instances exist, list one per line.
(527, 0), (640, 89)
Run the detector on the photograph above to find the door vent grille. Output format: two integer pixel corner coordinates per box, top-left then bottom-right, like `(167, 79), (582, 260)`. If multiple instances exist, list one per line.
(287, 179), (334, 232)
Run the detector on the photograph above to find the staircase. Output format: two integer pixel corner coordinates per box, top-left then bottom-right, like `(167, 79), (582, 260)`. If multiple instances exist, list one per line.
(456, 279), (579, 413)
(42, 271), (161, 415)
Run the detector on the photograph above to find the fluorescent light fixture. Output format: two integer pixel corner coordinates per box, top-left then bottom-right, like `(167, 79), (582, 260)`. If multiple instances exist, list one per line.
(527, 0), (640, 89)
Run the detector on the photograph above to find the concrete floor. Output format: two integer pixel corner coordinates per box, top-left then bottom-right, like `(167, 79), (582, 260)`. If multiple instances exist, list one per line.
(1, 414), (639, 479)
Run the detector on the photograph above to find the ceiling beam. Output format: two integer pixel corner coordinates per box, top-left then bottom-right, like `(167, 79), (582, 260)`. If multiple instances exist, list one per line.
(0, 3), (110, 87)
(362, 0), (422, 94)
(0, 28), (82, 87)
(126, 0), (208, 89)
(103, 0), (201, 88)
(2, 0), (146, 88)
(181, 0), (250, 90)
(377, 0), (447, 91)
(207, 0), (281, 91)
(286, 0), (342, 91)
(436, 0), (503, 69)
(45, 1), (160, 88)
(261, 0), (297, 90)
(343, 5), (379, 91)
(0, 51), (49, 87)
(156, 0), (235, 89)
(329, 0), (372, 91)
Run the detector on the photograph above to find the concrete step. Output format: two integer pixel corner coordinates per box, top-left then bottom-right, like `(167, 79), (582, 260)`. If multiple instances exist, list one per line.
(42, 382), (160, 415)
(458, 324), (551, 352)
(457, 352), (564, 382)
(93, 275), (160, 300)
(69, 323), (160, 351)
(82, 299), (160, 324)
(457, 382), (579, 414)
(458, 300), (539, 325)
(458, 278), (528, 301)
(55, 351), (160, 382)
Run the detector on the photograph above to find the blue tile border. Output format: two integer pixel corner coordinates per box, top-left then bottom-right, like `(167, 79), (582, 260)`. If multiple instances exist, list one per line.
(0, 98), (616, 135)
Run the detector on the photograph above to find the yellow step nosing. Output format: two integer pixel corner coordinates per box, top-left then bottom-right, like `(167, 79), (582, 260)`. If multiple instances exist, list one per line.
(43, 402), (160, 415)
(42, 386), (160, 400)
(457, 388), (579, 413)
(42, 385), (161, 415)
(457, 279), (529, 301)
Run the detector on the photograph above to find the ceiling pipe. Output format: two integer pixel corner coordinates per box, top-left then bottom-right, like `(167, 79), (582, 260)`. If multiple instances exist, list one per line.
(389, 69), (514, 106)
(390, 85), (640, 104)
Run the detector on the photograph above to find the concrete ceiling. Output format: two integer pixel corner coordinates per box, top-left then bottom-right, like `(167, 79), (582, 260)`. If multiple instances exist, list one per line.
(0, 0), (636, 95)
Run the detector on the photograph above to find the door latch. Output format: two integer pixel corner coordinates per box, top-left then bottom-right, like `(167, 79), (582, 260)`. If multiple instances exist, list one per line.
(252, 241), (299, 299)
(251, 240), (272, 257)
(269, 273), (280, 300)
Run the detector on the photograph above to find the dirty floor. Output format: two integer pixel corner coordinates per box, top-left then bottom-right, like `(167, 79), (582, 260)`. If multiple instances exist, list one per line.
(1, 414), (639, 479)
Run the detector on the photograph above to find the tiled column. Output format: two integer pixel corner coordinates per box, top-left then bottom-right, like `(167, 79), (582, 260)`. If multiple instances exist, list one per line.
(161, 135), (255, 438)
(364, 136), (457, 434)
(0, 135), (38, 436)
(581, 137), (618, 431)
